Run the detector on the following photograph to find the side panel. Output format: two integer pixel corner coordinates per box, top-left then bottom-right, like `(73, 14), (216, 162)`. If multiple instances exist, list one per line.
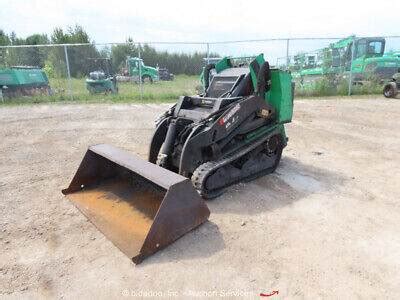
(15, 68), (49, 86)
(266, 70), (293, 124)
(0, 69), (18, 85)
(0, 68), (48, 87)
(215, 57), (232, 73)
(351, 57), (365, 74)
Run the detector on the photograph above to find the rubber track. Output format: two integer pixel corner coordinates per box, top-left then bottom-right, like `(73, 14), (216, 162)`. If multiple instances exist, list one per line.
(191, 131), (281, 199)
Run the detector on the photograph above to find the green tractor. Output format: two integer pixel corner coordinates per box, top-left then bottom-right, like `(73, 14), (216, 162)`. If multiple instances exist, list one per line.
(126, 57), (159, 83)
(85, 58), (118, 94)
(292, 36), (400, 84)
(0, 66), (51, 98)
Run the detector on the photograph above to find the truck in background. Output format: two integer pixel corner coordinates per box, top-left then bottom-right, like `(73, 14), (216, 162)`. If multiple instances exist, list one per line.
(117, 57), (174, 83)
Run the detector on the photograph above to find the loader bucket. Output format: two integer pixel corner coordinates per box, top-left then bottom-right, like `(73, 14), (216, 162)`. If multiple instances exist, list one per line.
(62, 144), (210, 264)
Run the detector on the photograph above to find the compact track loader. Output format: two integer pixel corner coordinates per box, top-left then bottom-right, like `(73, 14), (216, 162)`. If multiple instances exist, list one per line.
(62, 54), (294, 263)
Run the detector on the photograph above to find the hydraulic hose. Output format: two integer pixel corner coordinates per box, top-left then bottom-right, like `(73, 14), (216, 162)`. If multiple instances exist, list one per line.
(160, 121), (177, 157)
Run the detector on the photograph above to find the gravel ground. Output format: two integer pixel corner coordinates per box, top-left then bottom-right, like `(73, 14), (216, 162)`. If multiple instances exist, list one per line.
(0, 98), (399, 299)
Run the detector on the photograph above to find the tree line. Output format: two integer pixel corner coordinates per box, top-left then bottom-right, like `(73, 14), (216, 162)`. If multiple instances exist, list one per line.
(0, 26), (217, 77)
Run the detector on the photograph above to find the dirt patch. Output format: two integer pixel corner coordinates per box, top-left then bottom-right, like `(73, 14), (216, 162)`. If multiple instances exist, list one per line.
(1, 99), (400, 298)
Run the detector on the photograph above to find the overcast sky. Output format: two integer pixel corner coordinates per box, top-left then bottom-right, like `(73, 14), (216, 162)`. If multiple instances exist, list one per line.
(1, 0), (400, 61)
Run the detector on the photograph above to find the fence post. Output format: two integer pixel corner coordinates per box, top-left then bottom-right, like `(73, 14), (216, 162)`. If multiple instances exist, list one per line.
(64, 45), (74, 100)
(348, 41), (355, 96)
(64, 45), (73, 101)
(286, 39), (290, 68)
(138, 43), (143, 101)
(206, 43), (210, 64)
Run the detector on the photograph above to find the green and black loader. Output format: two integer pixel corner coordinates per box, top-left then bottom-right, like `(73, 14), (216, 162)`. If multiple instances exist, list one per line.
(62, 54), (294, 263)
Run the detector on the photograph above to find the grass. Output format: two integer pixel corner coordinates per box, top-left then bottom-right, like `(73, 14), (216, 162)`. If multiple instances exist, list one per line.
(0, 74), (384, 106)
(0, 75), (200, 105)
(295, 76), (383, 98)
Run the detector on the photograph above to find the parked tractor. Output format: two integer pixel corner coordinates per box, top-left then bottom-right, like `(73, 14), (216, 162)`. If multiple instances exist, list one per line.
(85, 58), (118, 94)
(0, 66), (51, 98)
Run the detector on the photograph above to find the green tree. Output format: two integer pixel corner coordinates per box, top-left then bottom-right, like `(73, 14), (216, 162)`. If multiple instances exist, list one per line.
(110, 38), (137, 72)
(22, 34), (49, 66)
(110, 41), (218, 75)
(2, 32), (49, 67)
(138, 45), (217, 75)
(49, 25), (100, 77)
(0, 30), (10, 46)
(0, 30), (10, 66)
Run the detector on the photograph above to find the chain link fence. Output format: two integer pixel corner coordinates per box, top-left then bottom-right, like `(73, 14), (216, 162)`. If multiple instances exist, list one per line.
(0, 36), (399, 102)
